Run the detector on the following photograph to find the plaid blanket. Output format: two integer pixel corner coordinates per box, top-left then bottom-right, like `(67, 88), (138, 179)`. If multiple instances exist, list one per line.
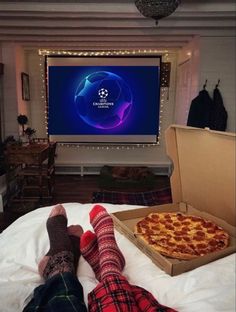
(92, 187), (172, 206)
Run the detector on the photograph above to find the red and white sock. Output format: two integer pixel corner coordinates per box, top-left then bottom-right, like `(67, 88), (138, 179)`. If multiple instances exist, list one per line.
(80, 230), (101, 281)
(89, 204), (125, 280)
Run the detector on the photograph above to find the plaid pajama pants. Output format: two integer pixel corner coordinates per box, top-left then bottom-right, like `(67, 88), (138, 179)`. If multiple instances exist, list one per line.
(23, 272), (87, 312)
(88, 275), (176, 312)
(23, 273), (176, 312)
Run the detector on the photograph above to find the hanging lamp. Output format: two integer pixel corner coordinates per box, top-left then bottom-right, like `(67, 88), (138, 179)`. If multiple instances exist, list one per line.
(135, 0), (181, 24)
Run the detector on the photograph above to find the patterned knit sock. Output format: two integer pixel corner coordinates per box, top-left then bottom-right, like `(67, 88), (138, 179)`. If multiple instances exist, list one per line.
(80, 230), (101, 281)
(89, 204), (125, 280)
(38, 204), (76, 280)
(68, 225), (84, 270)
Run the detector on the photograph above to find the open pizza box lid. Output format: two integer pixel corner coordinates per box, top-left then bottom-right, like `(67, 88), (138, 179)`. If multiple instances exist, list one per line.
(111, 125), (236, 276)
(165, 125), (236, 227)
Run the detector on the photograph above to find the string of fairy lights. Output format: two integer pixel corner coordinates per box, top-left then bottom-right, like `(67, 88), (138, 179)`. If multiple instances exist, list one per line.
(38, 49), (170, 150)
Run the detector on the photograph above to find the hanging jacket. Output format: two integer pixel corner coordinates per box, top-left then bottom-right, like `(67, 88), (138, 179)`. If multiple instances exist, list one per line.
(187, 89), (214, 128)
(210, 87), (228, 131)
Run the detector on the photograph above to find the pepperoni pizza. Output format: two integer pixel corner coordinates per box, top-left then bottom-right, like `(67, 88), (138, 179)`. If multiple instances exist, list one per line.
(134, 212), (229, 260)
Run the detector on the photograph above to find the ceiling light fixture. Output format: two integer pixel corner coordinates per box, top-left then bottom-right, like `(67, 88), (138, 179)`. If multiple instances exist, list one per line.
(135, 0), (181, 25)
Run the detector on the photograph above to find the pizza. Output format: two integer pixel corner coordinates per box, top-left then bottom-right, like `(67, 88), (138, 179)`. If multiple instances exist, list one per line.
(134, 212), (230, 260)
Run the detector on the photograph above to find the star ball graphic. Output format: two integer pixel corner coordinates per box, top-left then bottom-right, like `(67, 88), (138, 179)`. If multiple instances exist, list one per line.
(98, 88), (108, 99)
(74, 71), (133, 129)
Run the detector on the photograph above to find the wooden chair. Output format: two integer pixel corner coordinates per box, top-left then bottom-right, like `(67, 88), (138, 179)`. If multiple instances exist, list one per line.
(17, 142), (57, 202)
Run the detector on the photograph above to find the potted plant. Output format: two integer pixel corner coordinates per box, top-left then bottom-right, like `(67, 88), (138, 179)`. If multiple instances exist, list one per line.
(24, 127), (36, 143)
(17, 114), (28, 135)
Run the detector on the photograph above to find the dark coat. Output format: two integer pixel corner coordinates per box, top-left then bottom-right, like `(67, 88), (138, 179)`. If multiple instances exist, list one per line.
(187, 89), (214, 128)
(210, 87), (228, 131)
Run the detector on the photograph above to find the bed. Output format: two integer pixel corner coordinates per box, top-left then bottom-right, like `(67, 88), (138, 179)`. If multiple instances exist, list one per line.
(0, 202), (235, 312)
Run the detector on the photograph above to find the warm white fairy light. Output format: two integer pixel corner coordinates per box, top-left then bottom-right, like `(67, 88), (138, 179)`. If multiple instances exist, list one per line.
(39, 48), (169, 57)
(39, 54), (49, 134)
(38, 48), (169, 149)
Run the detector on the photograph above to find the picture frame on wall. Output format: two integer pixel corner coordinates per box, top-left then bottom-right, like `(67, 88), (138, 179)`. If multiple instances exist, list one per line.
(21, 72), (30, 101)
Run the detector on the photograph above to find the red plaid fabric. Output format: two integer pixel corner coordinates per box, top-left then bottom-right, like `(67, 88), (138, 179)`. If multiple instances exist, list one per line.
(92, 187), (172, 206)
(88, 274), (177, 312)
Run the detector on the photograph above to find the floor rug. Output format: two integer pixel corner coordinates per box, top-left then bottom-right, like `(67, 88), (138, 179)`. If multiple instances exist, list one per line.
(92, 187), (172, 206)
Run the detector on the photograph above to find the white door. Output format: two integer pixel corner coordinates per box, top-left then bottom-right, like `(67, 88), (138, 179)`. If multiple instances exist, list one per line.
(174, 59), (192, 125)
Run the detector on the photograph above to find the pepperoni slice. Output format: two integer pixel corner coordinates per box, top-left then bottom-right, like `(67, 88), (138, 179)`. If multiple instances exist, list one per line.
(196, 243), (207, 249)
(183, 236), (191, 242)
(173, 222), (181, 227)
(216, 241), (226, 248)
(174, 230), (185, 236)
(151, 214), (159, 220)
(159, 238), (168, 243)
(177, 215), (186, 221)
(191, 216), (201, 222)
(209, 239), (217, 246)
(174, 236), (182, 241)
(141, 224), (149, 229)
(147, 216), (156, 223)
(215, 234), (227, 240)
(167, 241), (176, 247)
(148, 238), (156, 245)
(151, 225), (159, 230)
(196, 231), (205, 237)
(193, 235), (204, 241)
(165, 224), (175, 231)
(202, 221), (214, 228)
(182, 226), (190, 232)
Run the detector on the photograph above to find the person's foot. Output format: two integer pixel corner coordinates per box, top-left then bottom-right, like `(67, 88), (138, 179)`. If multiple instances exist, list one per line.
(89, 205), (125, 279)
(80, 230), (101, 281)
(38, 204), (82, 280)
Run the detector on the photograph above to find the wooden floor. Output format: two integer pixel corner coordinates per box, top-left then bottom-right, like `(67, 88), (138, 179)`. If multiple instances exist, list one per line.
(0, 174), (170, 232)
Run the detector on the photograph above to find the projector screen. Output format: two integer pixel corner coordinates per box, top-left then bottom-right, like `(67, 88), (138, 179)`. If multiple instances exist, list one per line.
(47, 55), (161, 143)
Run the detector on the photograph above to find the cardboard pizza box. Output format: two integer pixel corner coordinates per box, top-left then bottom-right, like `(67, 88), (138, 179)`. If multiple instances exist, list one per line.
(111, 125), (236, 276)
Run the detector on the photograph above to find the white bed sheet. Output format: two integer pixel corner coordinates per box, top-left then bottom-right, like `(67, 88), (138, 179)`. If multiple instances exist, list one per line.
(0, 203), (235, 312)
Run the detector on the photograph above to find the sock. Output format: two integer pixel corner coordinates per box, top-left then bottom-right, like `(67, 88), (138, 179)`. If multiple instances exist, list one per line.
(80, 230), (101, 281)
(89, 204), (125, 280)
(68, 225), (84, 270)
(38, 204), (75, 280)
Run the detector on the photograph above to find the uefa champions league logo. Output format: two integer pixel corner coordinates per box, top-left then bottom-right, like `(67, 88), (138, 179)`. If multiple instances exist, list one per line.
(74, 71), (133, 129)
(98, 88), (108, 99)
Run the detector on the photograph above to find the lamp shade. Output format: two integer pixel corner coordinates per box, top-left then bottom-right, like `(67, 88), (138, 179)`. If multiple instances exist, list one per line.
(135, 0), (181, 23)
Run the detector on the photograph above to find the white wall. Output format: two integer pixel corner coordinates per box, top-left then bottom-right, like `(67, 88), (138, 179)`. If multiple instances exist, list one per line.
(199, 37), (236, 132)
(1, 43), (19, 138)
(175, 37), (200, 125)
(1, 43), (30, 138)
(176, 36), (236, 133)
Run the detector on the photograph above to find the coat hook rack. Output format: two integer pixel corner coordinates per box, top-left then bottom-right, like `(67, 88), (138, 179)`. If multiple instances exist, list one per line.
(203, 79), (207, 89)
(216, 79), (220, 88)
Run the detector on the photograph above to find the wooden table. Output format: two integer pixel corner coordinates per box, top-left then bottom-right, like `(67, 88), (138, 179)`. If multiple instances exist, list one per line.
(6, 143), (49, 166)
